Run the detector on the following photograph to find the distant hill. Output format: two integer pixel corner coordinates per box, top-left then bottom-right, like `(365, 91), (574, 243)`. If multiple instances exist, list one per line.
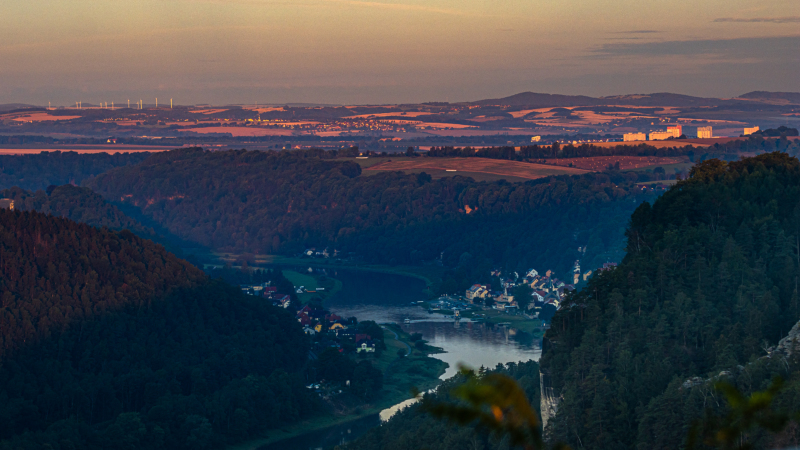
(738, 91), (800, 104)
(0, 209), (313, 449)
(599, 92), (722, 107)
(472, 92), (601, 107)
(471, 91), (760, 108)
(0, 103), (39, 112)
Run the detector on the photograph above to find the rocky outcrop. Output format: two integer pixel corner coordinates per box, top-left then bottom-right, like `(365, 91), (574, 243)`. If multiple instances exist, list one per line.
(540, 369), (560, 433)
(775, 319), (800, 356)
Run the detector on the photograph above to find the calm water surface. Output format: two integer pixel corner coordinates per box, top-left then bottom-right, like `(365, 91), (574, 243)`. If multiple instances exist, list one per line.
(260, 269), (540, 450)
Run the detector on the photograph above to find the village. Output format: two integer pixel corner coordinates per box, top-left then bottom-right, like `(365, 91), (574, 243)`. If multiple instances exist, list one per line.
(423, 262), (619, 327)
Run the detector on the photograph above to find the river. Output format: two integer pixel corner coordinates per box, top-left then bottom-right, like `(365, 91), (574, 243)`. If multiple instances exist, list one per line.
(259, 268), (541, 450)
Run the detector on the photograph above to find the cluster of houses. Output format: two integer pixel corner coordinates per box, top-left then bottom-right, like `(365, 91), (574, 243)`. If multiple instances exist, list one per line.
(300, 247), (338, 258)
(239, 282), (294, 308)
(635, 183), (670, 192)
(295, 305), (377, 353)
(240, 279), (378, 353)
(466, 268), (575, 317)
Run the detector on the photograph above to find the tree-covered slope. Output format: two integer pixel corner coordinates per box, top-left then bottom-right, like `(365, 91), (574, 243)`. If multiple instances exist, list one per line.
(0, 151), (150, 191)
(1, 185), (151, 234)
(85, 148), (658, 278)
(343, 361), (541, 450)
(540, 152), (800, 449)
(0, 210), (313, 449)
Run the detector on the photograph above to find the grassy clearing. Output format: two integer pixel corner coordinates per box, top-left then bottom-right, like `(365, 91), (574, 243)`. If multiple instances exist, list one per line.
(352, 156), (418, 168)
(632, 161), (694, 173)
(255, 255), (446, 299)
(362, 167), (530, 183)
(636, 179), (678, 186)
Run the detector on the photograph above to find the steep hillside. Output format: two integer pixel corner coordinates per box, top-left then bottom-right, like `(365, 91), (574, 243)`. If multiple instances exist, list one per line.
(539, 152), (800, 448)
(344, 361), (542, 450)
(0, 210), (313, 449)
(1, 185), (150, 234)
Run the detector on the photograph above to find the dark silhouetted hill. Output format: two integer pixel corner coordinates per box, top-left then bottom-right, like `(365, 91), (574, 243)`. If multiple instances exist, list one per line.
(0, 209), (313, 449)
(738, 91), (800, 104)
(540, 152), (800, 448)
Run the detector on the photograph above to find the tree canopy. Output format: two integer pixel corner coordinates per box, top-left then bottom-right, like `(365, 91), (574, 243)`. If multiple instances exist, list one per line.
(540, 152), (800, 449)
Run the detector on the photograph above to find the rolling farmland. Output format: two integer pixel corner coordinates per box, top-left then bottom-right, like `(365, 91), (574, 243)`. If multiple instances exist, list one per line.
(363, 157), (589, 180)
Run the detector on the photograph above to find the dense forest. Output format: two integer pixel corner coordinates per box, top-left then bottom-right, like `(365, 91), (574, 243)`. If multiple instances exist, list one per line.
(0, 151), (149, 191)
(539, 152), (800, 449)
(341, 361), (541, 450)
(85, 148), (661, 283)
(0, 185), (151, 235)
(0, 210), (315, 449)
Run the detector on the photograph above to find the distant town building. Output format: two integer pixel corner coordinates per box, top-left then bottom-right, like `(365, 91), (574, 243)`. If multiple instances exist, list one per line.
(697, 126), (713, 139)
(623, 132), (646, 141)
(531, 136), (541, 142)
(0, 199), (14, 210)
(744, 126), (760, 136)
(649, 131), (673, 141)
(667, 125), (682, 138)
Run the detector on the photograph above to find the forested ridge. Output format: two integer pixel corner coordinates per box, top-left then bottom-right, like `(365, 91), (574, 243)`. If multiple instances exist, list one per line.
(0, 208), (203, 358)
(540, 152), (800, 449)
(0, 210), (315, 449)
(0, 185), (152, 235)
(85, 148), (659, 281)
(0, 151), (149, 191)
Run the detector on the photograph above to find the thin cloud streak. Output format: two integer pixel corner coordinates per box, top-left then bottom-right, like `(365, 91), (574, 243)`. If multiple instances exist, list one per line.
(714, 16), (800, 23)
(610, 30), (660, 34)
(323, 0), (477, 16)
(590, 35), (800, 57)
(163, 0), (474, 15)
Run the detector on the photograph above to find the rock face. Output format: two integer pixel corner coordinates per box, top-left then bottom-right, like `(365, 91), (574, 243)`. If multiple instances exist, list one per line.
(775, 319), (800, 356)
(539, 370), (560, 432)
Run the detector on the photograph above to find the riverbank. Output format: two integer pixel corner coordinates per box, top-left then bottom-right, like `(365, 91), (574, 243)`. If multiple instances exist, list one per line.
(282, 269), (343, 303)
(227, 320), (447, 450)
(418, 299), (546, 337)
(213, 252), (445, 298)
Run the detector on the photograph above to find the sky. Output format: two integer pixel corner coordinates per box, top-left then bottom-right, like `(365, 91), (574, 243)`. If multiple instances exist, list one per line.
(1, 0), (798, 105)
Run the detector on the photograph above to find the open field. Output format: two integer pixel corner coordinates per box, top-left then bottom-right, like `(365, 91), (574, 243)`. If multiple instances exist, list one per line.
(189, 109), (230, 114)
(8, 113), (82, 122)
(357, 156), (539, 181)
(545, 156), (685, 171)
(217, 254), (446, 299)
(347, 111), (436, 119)
(631, 161), (695, 174)
(368, 168), (533, 183)
(282, 270), (342, 303)
(637, 179), (678, 186)
(0, 145), (170, 154)
(423, 129), (542, 137)
(364, 157), (588, 180)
